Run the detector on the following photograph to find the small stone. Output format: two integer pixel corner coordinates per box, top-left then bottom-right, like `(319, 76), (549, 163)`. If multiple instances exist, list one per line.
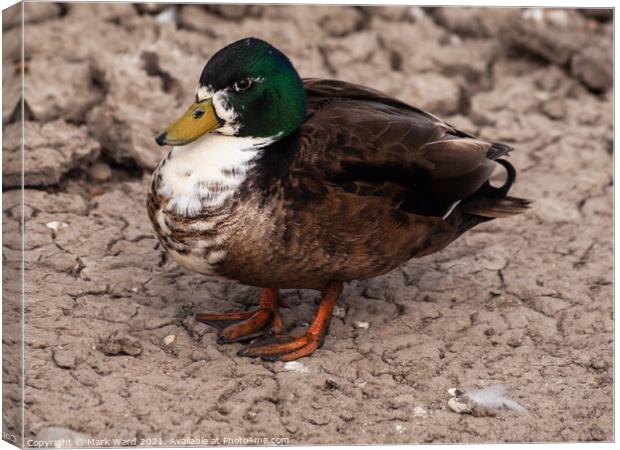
(339, 410), (355, 422)
(532, 296), (570, 317)
(45, 221), (68, 232)
(163, 334), (176, 346)
(319, 6), (365, 37)
(545, 9), (570, 28)
(332, 306), (346, 320)
(571, 47), (612, 92)
(413, 405), (428, 417)
(358, 342), (373, 354)
(100, 334), (142, 357)
(507, 335), (523, 348)
(156, 7), (177, 23)
(283, 361), (310, 373)
(589, 357), (609, 371)
(284, 423), (298, 434)
(410, 6), (431, 19)
(353, 321), (370, 330)
(448, 396), (472, 414)
(541, 97), (567, 120)
(88, 163), (112, 182)
(52, 349), (76, 370)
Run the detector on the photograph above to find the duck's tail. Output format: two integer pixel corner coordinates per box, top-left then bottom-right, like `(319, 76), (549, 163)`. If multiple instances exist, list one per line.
(462, 159), (531, 218)
(456, 158), (531, 233)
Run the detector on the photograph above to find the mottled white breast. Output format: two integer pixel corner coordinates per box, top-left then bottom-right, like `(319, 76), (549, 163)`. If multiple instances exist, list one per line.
(152, 132), (273, 277)
(156, 133), (273, 216)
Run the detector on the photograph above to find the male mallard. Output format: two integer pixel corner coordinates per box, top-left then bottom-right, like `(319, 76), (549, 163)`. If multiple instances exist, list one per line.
(148, 37), (529, 361)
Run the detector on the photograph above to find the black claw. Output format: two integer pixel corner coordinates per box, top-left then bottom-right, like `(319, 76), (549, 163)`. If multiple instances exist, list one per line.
(198, 318), (241, 332)
(261, 354), (281, 362)
(236, 347), (249, 357)
(216, 335), (226, 345)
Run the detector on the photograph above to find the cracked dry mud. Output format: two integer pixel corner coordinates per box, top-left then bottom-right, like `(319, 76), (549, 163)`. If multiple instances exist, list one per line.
(2, 3), (612, 445)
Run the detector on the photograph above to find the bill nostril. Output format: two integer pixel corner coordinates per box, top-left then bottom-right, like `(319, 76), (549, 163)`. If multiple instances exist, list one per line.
(155, 132), (168, 146)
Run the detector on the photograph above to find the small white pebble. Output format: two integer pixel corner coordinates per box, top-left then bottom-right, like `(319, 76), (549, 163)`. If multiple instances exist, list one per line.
(131, 287), (139, 293)
(332, 306), (346, 319)
(409, 6), (426, 20)
(156, 7), (176, 23)
(284, 361), (310, 373)
(523, 8), (544, 23)
(448, 396), (472, 414)
(448, 34), (462, 45)
(163, 335), (176, 346)
(353, 321), (370, 329)
(88, 162), (112, 182)
(547, 10), (569, 27)
(394, 424), (405, 433)
(413, 405), (428, 417)
(45, 221), (68, 231)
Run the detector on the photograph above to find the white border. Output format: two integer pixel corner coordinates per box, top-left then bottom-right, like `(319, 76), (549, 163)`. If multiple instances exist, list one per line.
(0, 2), (615, 450)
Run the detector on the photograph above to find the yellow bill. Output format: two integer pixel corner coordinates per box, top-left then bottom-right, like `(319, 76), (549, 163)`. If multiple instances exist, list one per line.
(155, 98), (221, 146)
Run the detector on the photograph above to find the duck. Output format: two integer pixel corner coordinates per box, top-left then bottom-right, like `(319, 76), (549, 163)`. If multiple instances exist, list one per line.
(147, 37), (530, 362)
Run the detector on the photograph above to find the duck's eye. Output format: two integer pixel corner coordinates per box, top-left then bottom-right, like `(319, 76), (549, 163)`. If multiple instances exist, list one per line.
(233, 78), (252, 92)
(193, 109), (205, 119)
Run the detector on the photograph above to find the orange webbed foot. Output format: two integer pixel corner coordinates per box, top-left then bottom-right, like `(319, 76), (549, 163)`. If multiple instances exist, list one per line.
(237, 281), (344, 362)
(237, 333), (323, 361)
(196, 288), (282, 343)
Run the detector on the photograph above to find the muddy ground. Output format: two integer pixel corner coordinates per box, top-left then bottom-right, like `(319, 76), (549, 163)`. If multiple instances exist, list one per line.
(2, 3), (613, 446)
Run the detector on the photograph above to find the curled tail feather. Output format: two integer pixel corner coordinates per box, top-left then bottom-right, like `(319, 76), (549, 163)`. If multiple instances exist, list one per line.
(461, 158), (531, 219)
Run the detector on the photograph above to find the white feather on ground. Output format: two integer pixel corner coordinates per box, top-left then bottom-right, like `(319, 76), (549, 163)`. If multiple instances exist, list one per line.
(448, 385), (528, 417)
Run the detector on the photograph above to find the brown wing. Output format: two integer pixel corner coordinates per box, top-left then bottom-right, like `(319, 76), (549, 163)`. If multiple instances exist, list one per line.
(287, 78), (511, 217)
(232, 79), (518, 287)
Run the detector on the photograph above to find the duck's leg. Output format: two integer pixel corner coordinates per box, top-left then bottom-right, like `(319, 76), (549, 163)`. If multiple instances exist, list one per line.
(196, 288), (283, 343)
(238, 281), (343, 362)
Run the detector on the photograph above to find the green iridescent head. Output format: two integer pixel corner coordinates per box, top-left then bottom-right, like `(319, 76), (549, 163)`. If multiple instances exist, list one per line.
(156, 38), (306, 146)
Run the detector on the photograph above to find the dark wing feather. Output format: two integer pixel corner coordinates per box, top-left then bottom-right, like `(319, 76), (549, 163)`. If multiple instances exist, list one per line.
(286, 79), (510, 217)
(303, 78), (473, 139)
